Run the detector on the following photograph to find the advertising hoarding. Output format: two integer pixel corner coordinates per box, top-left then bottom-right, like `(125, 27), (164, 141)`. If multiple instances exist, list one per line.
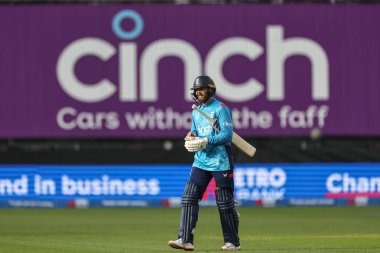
(1, 163), (379, 207)
(0, 5), (380, 137)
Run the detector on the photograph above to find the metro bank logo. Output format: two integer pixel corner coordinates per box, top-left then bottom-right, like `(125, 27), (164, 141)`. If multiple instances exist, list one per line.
(56, 9), (330, 104)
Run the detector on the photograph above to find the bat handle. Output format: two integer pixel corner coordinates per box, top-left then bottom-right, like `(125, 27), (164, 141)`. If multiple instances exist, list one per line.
(192, 104), (216, 123)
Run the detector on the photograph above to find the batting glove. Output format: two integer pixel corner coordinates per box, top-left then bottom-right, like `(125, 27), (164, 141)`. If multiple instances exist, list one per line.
(184, 137), (208, 152)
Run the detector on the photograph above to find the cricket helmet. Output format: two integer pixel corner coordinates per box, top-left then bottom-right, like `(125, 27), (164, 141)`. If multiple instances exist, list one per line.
(190, 75), (216, 101)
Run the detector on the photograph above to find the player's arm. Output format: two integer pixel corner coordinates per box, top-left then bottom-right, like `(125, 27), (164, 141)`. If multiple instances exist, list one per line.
(207, 106), (233, 145)
(185, 110), (198, 139)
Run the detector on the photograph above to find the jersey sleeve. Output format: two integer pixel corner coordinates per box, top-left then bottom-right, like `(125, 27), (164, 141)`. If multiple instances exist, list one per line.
(190, 110), (198, 136)
(208, 105), (233, 145)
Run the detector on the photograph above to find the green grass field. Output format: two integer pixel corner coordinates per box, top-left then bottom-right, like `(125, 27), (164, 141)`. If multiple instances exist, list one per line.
(1, 206), (380, 253)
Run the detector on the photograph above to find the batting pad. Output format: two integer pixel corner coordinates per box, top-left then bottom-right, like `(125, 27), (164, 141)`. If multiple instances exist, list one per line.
(215, 187), (240, 246)
(178, 182), (200, 244)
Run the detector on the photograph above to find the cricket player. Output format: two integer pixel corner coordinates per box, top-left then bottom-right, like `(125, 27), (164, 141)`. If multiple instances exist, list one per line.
(168, 76), (240, 251)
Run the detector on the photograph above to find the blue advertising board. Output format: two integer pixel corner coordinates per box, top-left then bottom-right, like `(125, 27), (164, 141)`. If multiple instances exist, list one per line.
(0, 164), (379, 208)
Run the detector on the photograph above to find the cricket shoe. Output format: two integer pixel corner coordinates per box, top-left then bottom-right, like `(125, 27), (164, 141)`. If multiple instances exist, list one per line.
(168, 238), (194, 251)
(221, 242), (241, 251)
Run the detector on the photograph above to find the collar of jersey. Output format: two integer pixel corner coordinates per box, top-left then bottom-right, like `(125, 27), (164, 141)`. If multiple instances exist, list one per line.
(201, 98), (216, 107)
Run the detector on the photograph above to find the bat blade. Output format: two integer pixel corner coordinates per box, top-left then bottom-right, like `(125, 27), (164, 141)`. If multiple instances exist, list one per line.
(232, 132), (256, 157)
(192, 104), (256, 157)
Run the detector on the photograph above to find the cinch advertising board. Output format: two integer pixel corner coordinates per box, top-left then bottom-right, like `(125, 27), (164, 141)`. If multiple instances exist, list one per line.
(1, 5), (380, 137)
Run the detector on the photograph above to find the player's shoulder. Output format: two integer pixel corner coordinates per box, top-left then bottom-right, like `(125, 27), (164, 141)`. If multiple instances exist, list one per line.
(213, 99), (230, 111)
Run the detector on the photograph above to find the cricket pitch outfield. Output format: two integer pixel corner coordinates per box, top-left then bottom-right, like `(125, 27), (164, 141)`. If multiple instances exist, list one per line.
(0, 206), (380, 253)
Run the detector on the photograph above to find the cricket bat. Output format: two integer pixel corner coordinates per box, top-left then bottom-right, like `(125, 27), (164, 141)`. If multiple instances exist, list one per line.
(192, 104), (256, 157)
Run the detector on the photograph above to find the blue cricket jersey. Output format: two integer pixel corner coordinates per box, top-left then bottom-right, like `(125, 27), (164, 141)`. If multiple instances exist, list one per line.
(190, 98), (234, 171)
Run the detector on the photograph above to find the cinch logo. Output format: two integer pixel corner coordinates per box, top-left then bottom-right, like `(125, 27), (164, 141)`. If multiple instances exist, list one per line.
(56, 9), (329, 103)
(197, 125), (213, 135)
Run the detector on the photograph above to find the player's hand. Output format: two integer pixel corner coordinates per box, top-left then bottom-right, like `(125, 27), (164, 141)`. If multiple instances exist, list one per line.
(184, 137), (208, 152)
(184, 132), (197, 141)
